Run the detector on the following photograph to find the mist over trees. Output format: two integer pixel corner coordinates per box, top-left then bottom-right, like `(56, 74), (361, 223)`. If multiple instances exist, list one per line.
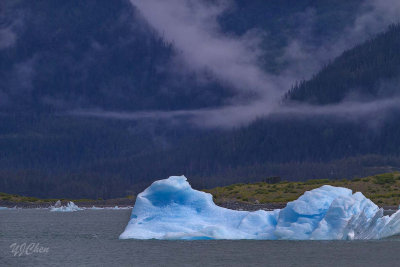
(286, 24), (400, 104)
(1, 1), (400, 198)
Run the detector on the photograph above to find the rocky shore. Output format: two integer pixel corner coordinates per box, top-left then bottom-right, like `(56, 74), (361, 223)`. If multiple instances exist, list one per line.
(1, 198), (398, 213)
(0, 198), (134, 209)
(1, 199), (284, 210)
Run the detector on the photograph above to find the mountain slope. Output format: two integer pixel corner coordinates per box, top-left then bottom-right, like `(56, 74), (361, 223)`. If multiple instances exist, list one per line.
(286, 24), (400, 104)
(0, 0), (232, 112)
(1, 1), (400, 198)
(0, 0), (371, 112)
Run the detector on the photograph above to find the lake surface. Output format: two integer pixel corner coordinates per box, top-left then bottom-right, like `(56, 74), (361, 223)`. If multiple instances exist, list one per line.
(1, 209), (400, 266)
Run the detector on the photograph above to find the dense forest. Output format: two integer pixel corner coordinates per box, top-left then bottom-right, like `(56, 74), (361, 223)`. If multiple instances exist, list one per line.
(286, 24), (400, 104)
(0, 0), (232, 113)
(1, 0), (400, 198)
(0, 0), (371, 113)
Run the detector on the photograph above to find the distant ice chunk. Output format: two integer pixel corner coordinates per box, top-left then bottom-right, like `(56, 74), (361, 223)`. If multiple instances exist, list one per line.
(50, 201), (82, 212)
(88, 206), (104, 210)
(120, 176), (400, 240)
(54, 200), (62, 208)
(0, 206), (17, 210)
(106, 206), (132, 210)
(106, 206), (123, 210)
(87, 206), (132, 210)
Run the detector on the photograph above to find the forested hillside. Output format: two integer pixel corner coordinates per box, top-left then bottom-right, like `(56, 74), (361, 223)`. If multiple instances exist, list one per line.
(0, 0), (369, 112)
(1, 0), (400, 198)
(286, 24), (400, 104)
(0, 0), (233, 112)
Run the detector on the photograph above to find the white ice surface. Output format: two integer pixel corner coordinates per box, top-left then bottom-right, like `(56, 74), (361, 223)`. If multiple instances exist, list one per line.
(0, 206), (17, 210)
(86, 206), (132, 210)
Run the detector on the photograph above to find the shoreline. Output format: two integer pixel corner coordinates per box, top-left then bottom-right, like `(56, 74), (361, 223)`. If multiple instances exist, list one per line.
(2, 173), (400, 212)
(0, 198), (134, 209)
(1, 199), (398, 214)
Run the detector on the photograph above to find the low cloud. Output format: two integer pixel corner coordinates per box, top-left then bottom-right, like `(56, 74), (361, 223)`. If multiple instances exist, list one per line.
(281, 0), (400, 81)
(130, 0), (283, 104)
(71, 96), (400, 129)
(73, 0), (400, 128)
(0, 1), (24, 50)
(0, 27), (16, 50)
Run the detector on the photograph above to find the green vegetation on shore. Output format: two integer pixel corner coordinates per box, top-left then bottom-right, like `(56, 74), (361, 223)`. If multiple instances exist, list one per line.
(0, 192), (58, 203)
(2, 173), (400, 207)
(205, 172), (400, 206)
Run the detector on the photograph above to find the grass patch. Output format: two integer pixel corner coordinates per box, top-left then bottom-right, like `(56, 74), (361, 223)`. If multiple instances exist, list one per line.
(204, 172), (400, 206)
(373, 173), (395, 184)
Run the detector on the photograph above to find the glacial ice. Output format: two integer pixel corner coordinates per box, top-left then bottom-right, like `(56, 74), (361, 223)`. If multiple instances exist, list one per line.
(50, 201), (82, 212)
(120, 176), (400, 240)
(87, 206), (132, 210)
(0, 206), (16, 210)
(106, 206), (132, 210)
(88, 206), (104, 210)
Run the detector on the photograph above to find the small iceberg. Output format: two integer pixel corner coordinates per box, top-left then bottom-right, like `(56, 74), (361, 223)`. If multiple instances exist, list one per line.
(0, 206), (16, 210)
(87, 205), (132, 210)
(106, 206), (132, 210)
(120, 176), (400, 240)
(106, 206), (121, 210)
(50, 201), (82, 212)
(88, 206), (104, 210)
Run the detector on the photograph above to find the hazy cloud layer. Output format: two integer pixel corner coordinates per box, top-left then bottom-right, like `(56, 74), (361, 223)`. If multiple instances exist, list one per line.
(72, 96), (400, 128)
(0, 0), (26, 106)
(130, 0), (283, 102)
(282, 0), (400, 80)
(131, 0), (400, 89)
(119, 0), (400, 126)
(75, 0), (400, 128)
(0, 27), (16, 50)
(0, 0), (25, 50)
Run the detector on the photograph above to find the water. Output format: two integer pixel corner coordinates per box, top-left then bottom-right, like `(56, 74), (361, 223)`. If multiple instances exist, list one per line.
(1, 209), (400, 267)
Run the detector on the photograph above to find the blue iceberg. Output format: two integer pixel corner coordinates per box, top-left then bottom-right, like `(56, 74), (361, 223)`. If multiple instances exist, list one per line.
(50, 201), (82, 212)
(120, 176), (400, 240)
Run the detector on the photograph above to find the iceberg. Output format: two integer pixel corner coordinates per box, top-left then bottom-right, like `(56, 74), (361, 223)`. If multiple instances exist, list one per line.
(88, 206), (104, 210)
(106, 206), (132, 210)
(0, 206), (18, 210)
(120, 176), (400, 240)
(87, 206), (132, 210)
(0, 206), (13, 210)
(54, 200), (62, 208)
(50, 201), (82, 212)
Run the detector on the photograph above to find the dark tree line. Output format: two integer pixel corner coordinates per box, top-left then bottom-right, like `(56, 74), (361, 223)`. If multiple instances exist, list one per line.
(2, 112), (400, 198)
